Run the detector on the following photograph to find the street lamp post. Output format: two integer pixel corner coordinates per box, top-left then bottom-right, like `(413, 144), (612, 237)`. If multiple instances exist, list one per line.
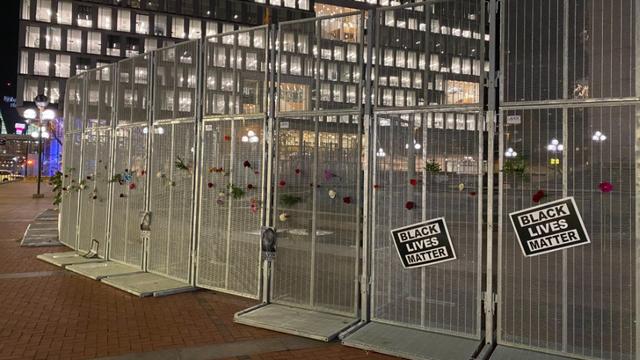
(23, 95), (54, 199)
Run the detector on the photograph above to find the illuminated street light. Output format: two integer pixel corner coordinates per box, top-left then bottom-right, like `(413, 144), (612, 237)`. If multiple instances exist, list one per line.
(592, 131), (607, 142)
(241, 130), (259, 143)
(23, 109), (37, 120)
(376, 148), (386, 157)
(42, 109), (56, 120)
(547, 138), (564, 152)
(505, 147), (518, 158)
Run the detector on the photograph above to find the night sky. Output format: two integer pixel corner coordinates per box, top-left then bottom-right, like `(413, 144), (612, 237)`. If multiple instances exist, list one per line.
(0, 0), (19, 132)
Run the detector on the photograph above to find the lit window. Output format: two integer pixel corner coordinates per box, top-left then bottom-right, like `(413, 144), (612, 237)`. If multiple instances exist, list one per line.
(154, 15), (167, 36)
(136, 14), (149, 34)
(298, 0), (309, 10)
(76, 5), (93, 27)
(188, 19), (201, 39)
(34, 53), (50, 76)
(44, 81), (59, 103)
(56, 1), (71, 25)
(98, 7), (112, 30)
(87, 32), (102, 55)
(23, 79), (39, 102)
(66, 29), (82, 52)
(25, 26), (41, 48)
(205, 22), (218, 37)
(45, 27), (61, 50)
(117, 9), (131, 32)
(284, 0), (295, 8)
(22, 0), (31, 20)
(172, 17), (186, 38)
(222, 23), (234, 44)
(36, 0), (51, 22)
(145, 38), (157, 52)
(20, 52), (29, 74)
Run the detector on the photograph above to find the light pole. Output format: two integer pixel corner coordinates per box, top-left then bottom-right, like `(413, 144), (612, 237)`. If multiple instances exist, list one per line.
(23, 95), (54, 198)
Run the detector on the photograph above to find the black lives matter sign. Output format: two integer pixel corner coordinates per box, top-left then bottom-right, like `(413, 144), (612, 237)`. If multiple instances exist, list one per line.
(509, 197), (590, 257)
(391, 218), (457, 269)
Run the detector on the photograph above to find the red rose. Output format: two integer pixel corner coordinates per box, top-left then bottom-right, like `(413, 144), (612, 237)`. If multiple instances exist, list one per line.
(247, 184), (254, 190)
(409, 179), (417, 186)
(469, 191), (477, 196)
(373, 184), (381, 189)
(532, 190), (545, 203)
(405, 201), (415, 210)
(224, 135), (231, 141)
(129, 183), (136, 190)
(278, 180), (286, 187)
(295, 168), (301, 175)
(343, 196), (352, 204)
(207, 182), (214, 188)
(243, 160), (251, 168)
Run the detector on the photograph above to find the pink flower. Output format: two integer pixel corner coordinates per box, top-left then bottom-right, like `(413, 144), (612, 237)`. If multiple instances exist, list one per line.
(323, 169), (339, 182)
(598, 181), (613, 193)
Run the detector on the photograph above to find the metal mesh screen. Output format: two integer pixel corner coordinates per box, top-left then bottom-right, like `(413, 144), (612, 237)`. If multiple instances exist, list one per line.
(502, 0), (637, 103)
(375, 1), (485, 108)
(108, 126), (147, 267)
(276, 13), (364, 113)
(116, 54), (150, 125)
(85, 66), (115, 128)
(370, 111), (482, 338)
(76, 130), (97, 254)
(60, 131), (81, 248)
(147, 121), (195, 282)
(498, 106), (636, 359)
(153, 41), (199, 123)
(203, 27), (268, 116)
(196, 117), (265, 298)
(64, 75), (86, 133)
(270, 115), (361, 316)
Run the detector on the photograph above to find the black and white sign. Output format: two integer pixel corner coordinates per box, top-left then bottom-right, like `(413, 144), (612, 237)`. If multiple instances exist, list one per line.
(261, 226), (277, 261)
(391, 217), (457, 269)
(509, 197), (590, 257)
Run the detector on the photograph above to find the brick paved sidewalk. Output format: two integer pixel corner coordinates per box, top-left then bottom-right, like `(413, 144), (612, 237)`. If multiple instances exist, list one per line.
(0, 182), (396, 360)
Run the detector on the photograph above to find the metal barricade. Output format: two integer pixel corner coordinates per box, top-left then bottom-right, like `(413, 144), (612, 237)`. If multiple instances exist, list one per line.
(60, 74), (86, 249)
(75, 66), (115, 258)
(147, 40), (200, 282)
(195, 27), (269, 298)
(494, 0), (640, 359)
(108, 54), (151, 269)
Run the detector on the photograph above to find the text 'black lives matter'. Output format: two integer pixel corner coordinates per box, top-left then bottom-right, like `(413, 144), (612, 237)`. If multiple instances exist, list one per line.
(391, 217), (457, 269)
(509, 197), (590, 257)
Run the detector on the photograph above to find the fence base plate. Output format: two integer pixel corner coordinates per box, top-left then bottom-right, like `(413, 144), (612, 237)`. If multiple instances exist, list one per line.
(235, 303), (356, 342)
(67, 261), (142, 280)
(100, 272), (194, 297)
(491, 345), (577, 360)
(342, 321), (483, 360)
(36, 251), (103, 267)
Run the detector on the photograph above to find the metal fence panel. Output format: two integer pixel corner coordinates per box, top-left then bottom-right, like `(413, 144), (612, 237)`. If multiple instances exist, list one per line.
(147, 41), (199, 282)
(502, 0), (637, 103)
(76, 129), (97, 254)
(498, 106), (637, 359)
(108, 125), (147, 267)
(196, 117), (265, 298)
(276, 12), (364, 114)
(270, 114), (361, 316)
(375, 1), (485, 109)
(116, 54), (150, 125)
(60, 131), (82, 248)
(370, 110), (482, 339)
(195, 27), (269, 298)
(147, 121), (196, 282)
(64, 75), (85, 133)
(85, 66), (115, 129)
